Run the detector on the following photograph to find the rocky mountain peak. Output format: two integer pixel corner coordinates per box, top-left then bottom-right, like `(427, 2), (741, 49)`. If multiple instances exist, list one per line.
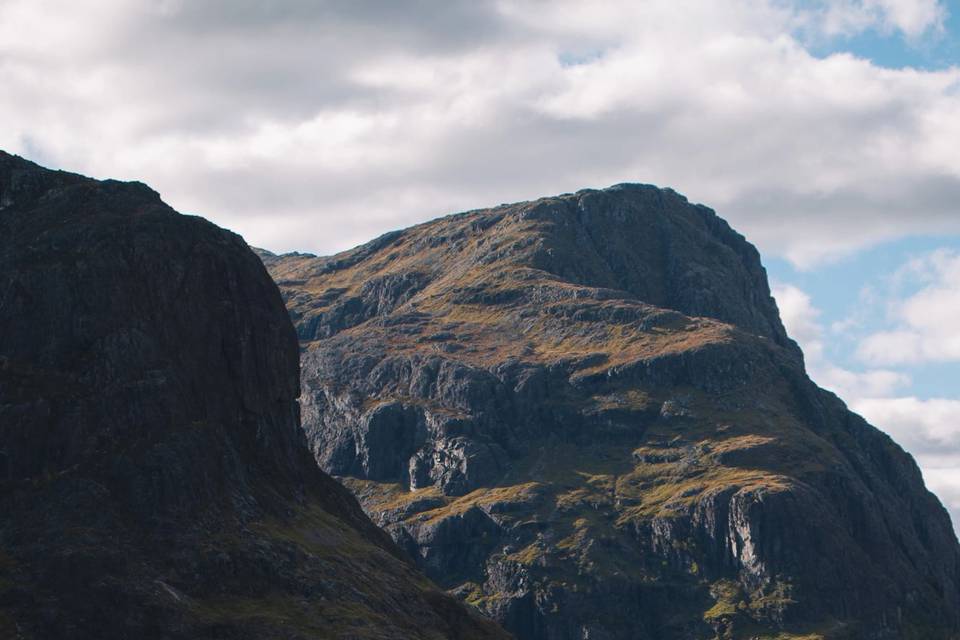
(264, 183), (793, 357)
(264, 186), (960, 639)
(506, 184), (790, 346)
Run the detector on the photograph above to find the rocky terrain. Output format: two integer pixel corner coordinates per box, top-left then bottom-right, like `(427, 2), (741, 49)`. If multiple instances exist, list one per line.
(261, 185), (960, 639)
(0, 152), (509, 640)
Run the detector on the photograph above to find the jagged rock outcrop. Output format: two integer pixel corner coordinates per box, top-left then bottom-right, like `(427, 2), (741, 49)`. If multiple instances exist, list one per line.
(261, 185), (960, 640)
(0, 152), (509, 640)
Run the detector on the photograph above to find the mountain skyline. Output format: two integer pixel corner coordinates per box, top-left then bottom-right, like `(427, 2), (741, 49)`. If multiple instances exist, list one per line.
(249, 189), (960, 536)
(3, 1), (959, 637)
(2, 0), (958, 533)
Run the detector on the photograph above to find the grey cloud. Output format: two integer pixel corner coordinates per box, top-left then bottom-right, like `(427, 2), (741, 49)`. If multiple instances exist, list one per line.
(729, 174), (960, 264)
(32, 1), (518, 137)
(163, 0), (511, 47)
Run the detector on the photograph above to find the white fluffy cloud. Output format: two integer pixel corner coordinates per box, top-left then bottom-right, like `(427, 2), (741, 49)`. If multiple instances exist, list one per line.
(858, 249), (960, 364)
(774, 284), (825, 348)
(809, 0), (947, 37)
(923, 468), (960, 520)
(0, 0), (957, 262)
(854, 396), (960, 458)
(774, 283), (910, 398)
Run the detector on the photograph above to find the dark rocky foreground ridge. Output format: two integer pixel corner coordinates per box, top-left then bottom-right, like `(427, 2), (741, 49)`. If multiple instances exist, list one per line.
(261, 186), (960, 639)
(0, 152), (509, 640)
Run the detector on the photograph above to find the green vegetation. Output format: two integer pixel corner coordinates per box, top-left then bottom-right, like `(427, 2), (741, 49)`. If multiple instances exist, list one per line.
(704, 579), (744, 621)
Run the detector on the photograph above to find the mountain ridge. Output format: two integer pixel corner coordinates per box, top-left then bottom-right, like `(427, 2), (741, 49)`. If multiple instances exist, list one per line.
(258, 183), (794, 353)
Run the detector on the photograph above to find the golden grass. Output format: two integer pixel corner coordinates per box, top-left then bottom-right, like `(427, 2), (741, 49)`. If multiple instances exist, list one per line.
(413, 482), (547, 526)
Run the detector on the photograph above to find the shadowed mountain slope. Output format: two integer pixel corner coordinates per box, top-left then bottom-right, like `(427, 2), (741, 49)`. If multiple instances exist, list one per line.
(0, 152), (509, 640)
(261, 185), (960, 640)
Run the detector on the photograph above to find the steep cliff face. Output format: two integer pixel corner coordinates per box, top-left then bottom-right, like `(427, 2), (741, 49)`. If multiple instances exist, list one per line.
(0, 152), (509, 640)
(262, 185), (960, 640)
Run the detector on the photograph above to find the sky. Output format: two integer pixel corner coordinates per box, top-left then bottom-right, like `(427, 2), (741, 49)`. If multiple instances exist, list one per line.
(1, 0), (958, 529)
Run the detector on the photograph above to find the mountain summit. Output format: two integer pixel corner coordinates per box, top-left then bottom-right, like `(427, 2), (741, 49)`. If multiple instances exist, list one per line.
(262, 185), (960, 639)
(0, 152), (508, 640)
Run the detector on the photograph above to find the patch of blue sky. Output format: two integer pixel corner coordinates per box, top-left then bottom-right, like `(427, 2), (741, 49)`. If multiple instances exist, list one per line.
(557, 49), (607, 67)
(803, 1), (960, 70)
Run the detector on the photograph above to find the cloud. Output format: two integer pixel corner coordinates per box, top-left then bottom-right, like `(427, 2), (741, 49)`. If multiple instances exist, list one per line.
(923, 468), (960, 522)
(0, 0), (957, 263)
(774, 283), (910, 397)
(854, 396), (960, 457)
(804, 0), (947, 38)
(873, 0), (948, 35)
(774, 284), (825, 347)
(857, 249), (960, 364)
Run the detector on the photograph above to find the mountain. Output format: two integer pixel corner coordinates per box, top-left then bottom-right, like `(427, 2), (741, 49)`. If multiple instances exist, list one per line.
(0, 152), (509, 640)
(260, 185), (960, 639)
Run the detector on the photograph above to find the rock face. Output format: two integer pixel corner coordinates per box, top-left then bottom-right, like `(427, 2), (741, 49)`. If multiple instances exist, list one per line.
(0, 152), (509, 640)
(261, 185), (960, 640)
